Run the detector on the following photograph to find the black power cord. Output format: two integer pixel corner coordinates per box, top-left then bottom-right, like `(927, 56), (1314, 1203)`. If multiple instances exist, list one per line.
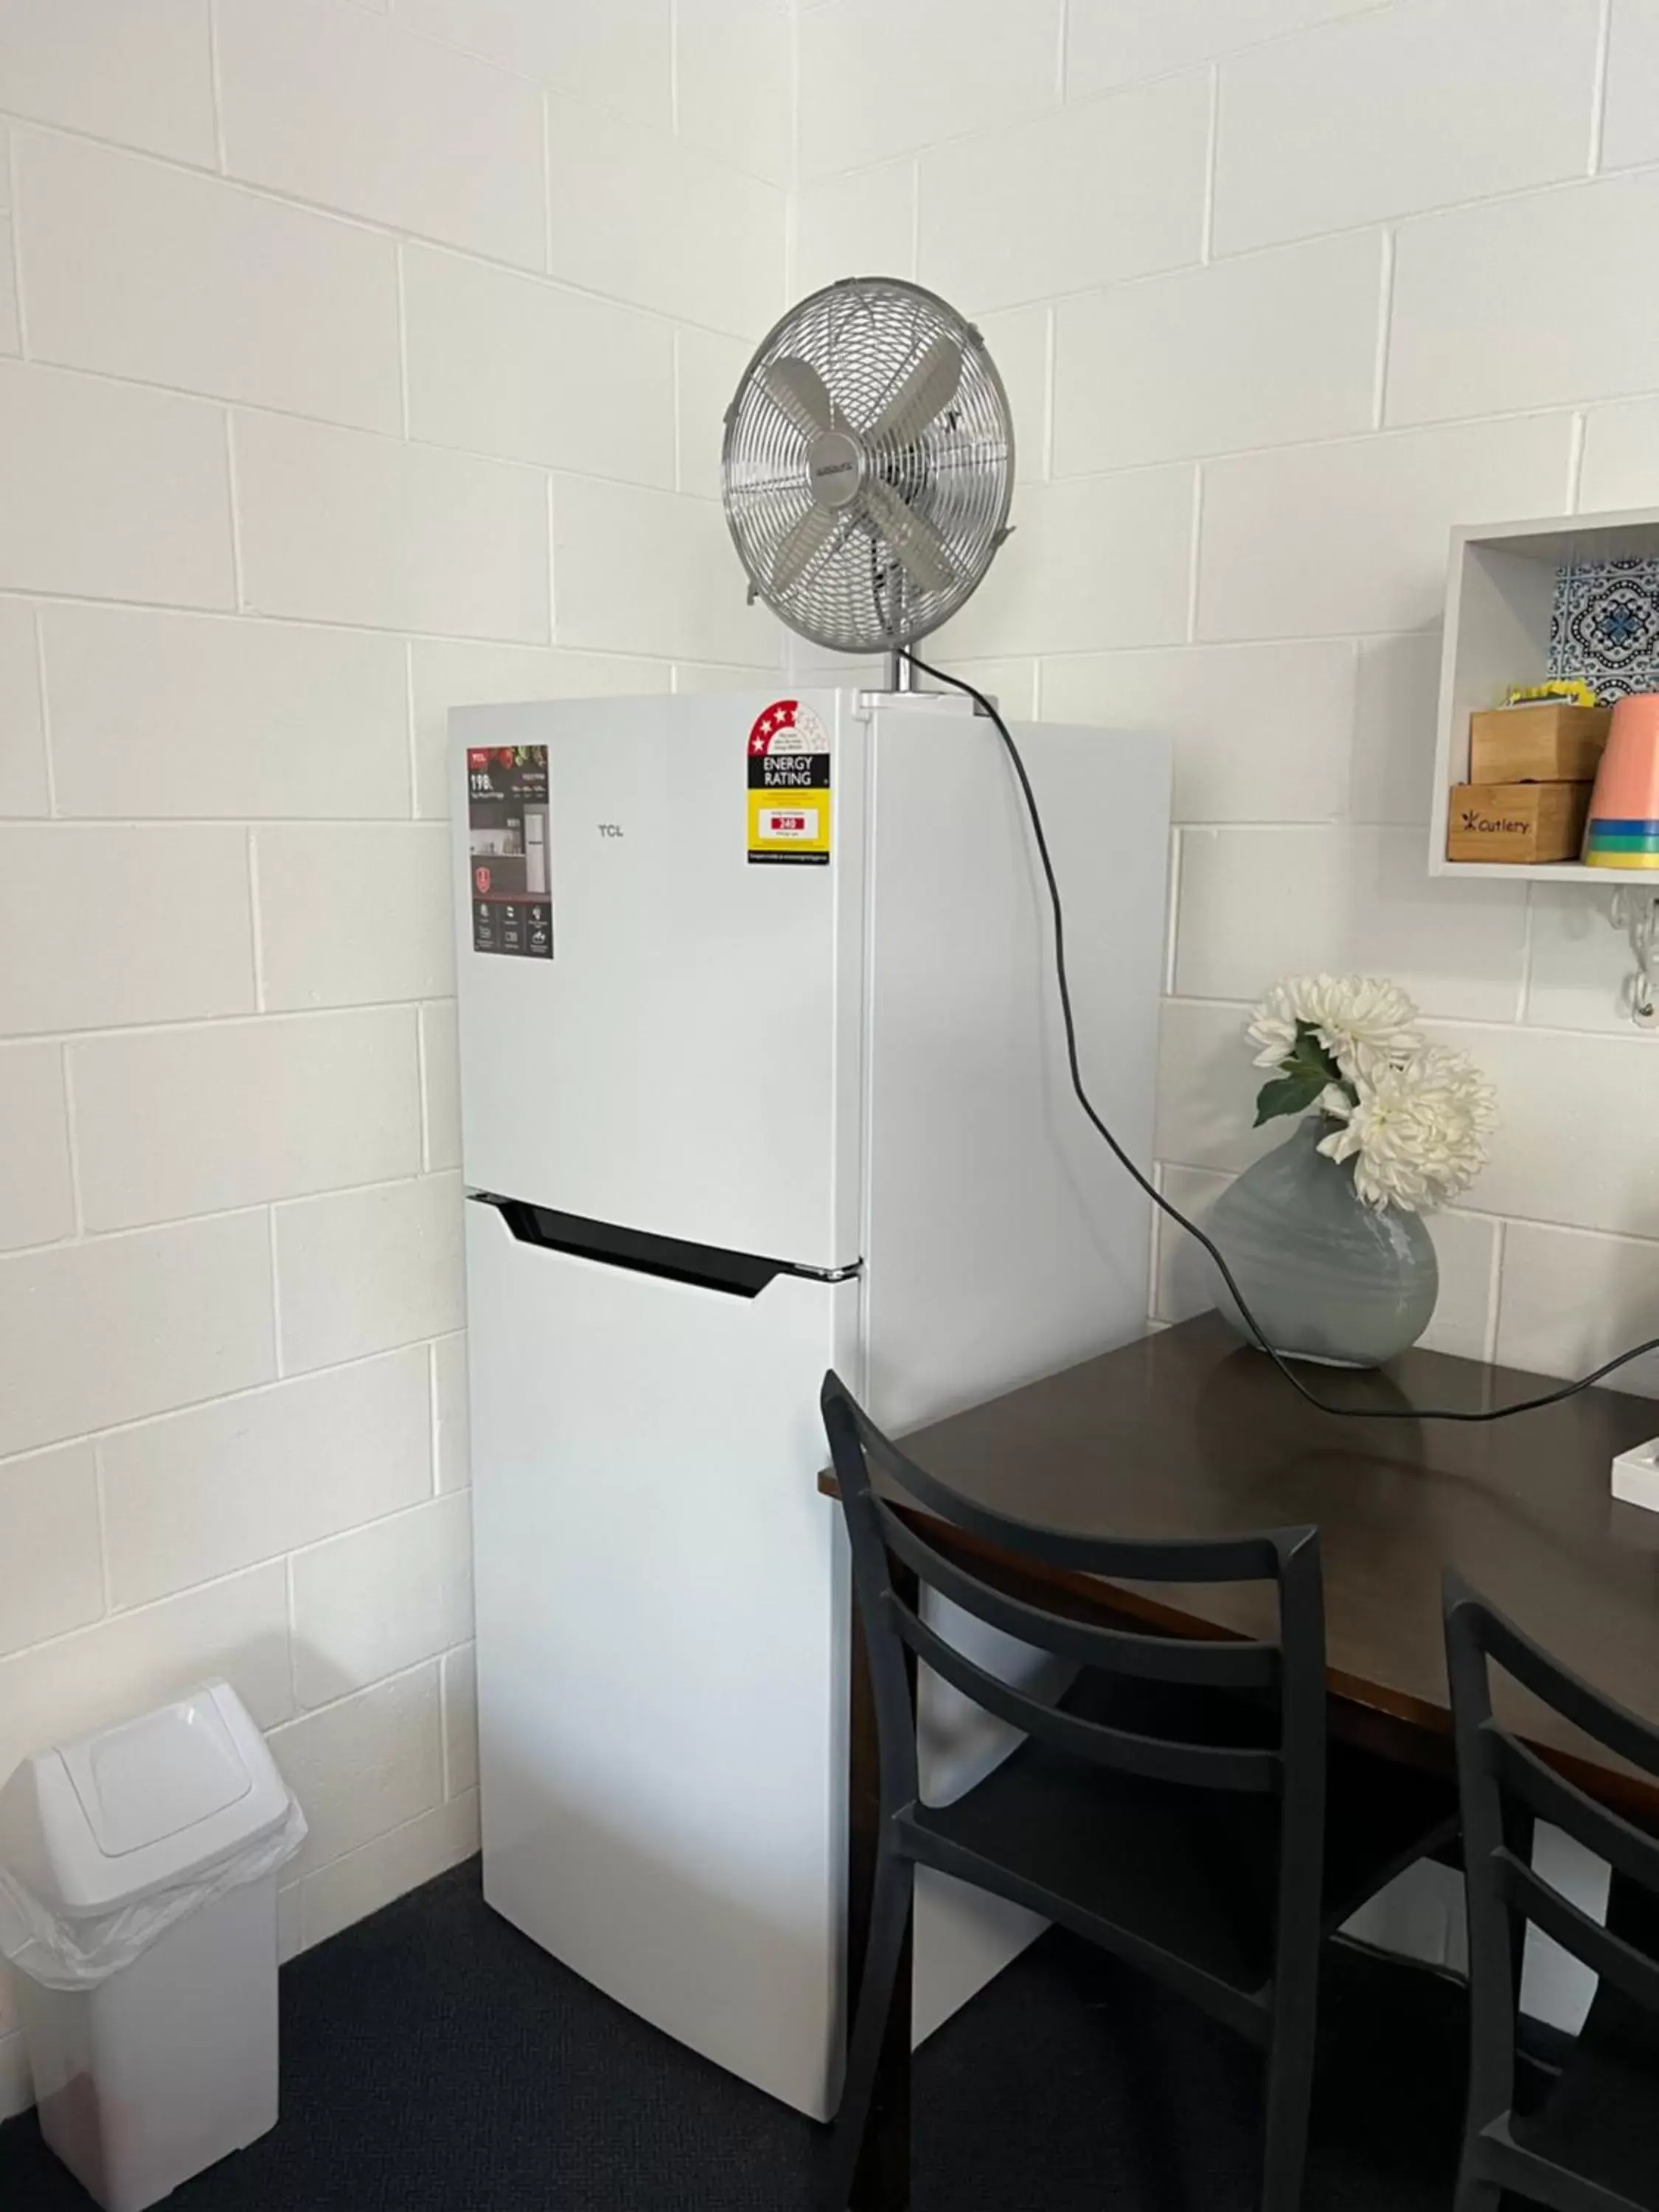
(902, 647), (1659, 1424)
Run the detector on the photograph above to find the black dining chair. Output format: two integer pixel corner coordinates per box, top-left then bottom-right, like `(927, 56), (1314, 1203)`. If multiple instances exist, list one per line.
(1445, 1573), (1659, 2212)
(821, 1371), (1461, 2212)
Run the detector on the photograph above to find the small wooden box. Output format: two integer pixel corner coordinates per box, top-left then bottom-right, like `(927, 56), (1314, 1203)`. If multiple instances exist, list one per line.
(1469, 703), (1611, 783)
(1447, 781), (1591, 864)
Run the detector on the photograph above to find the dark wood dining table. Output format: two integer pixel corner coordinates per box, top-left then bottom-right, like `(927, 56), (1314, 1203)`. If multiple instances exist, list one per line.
(819, 1310), (1659, 2208)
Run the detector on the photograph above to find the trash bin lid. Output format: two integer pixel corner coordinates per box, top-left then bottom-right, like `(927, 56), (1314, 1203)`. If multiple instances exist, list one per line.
(60, 1691), (251, 1857)
(0, 1683), (295, 1918)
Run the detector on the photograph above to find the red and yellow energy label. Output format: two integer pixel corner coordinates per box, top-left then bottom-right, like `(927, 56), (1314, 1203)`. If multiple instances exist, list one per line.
(747, 699), (831, 866)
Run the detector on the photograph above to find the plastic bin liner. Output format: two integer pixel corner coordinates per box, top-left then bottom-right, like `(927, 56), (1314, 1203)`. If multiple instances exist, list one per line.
(0, 1797), (307, 1992)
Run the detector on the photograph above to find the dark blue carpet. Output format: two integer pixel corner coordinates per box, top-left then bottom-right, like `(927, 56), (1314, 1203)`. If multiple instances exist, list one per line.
(0, 1857), (1472, 2210)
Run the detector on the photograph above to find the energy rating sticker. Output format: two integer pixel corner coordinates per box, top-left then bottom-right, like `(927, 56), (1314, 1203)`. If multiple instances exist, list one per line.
(747, 699), (831, 866)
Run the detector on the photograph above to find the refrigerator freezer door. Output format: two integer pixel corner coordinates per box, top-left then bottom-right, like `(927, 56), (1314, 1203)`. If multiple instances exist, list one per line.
(465, 1199), (855, 2121)
(453, 692), (864, 1273)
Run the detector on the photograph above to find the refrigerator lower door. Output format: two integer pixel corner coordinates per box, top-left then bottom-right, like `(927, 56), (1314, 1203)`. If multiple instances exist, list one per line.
(466, 1199), (856, 2121)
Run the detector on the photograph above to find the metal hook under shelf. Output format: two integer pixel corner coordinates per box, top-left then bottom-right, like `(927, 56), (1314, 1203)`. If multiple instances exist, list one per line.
(1609, 888), (1659, 1030)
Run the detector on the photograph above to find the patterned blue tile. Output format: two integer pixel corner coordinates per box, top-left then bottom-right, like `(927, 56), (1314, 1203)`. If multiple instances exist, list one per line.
(1549, 554), (1659, 700)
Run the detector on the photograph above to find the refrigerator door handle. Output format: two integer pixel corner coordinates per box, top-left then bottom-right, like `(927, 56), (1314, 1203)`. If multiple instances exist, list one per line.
(470, 1194), (860, 1300)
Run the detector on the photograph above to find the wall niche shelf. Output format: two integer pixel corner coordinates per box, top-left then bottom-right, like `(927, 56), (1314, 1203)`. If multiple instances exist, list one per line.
(1430, 504), (1659, 885)
(1431, 506), (1659, 1026)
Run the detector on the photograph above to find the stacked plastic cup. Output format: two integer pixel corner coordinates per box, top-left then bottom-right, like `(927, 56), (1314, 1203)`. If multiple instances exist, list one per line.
(1584, 692), (1659, 869)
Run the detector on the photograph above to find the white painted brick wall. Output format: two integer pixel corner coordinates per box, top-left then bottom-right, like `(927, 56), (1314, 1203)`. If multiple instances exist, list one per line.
(1052, 230), (1385, 473)
(546, 97), (786, 333)
(920, 75), (1211, 310)
(15, 131), (406, 431)
(0, 0), (787, 2115)
(0, 364), (237, 606)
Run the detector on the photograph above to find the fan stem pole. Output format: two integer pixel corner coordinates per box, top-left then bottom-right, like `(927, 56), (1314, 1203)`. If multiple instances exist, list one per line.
(886, 649), (916, 693)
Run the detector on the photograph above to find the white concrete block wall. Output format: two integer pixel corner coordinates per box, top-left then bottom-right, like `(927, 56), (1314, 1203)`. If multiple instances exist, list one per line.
(0, 0), (787, 2114)
(794, 0), (1659, 1388)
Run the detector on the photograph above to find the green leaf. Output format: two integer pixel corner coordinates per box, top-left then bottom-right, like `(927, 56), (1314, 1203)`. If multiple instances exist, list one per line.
(1253, 1019), (1345, 1125)
(1253, 1069), (1332, 1126)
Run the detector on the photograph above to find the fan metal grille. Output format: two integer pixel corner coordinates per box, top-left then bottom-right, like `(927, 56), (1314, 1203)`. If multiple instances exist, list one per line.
(721, 276), (1014, 656)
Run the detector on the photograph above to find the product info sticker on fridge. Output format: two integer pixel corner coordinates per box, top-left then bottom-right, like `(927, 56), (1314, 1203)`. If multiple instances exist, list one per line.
(747, 700), (831, 865)
(467, 745), (554, 958)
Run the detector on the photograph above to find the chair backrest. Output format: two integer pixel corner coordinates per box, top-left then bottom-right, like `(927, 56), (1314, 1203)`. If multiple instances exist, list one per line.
(1445, 1573), (1659, 2062)
(821, 1370), (1328, 1955)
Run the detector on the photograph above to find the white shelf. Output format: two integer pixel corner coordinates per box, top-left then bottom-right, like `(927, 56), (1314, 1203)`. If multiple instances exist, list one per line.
(1442, 860), (1644, 884)
(1428, 503), (1659, 882)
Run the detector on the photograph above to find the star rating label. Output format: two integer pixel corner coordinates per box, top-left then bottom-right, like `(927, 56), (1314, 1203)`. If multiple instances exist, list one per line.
(747, 700), (831, 866)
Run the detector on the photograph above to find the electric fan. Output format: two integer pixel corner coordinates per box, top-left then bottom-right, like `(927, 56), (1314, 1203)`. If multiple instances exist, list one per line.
(720, 276), (1015, 662)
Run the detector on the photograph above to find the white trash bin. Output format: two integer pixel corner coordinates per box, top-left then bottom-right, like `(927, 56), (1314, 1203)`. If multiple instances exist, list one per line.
(0, 1683), (306, 2212)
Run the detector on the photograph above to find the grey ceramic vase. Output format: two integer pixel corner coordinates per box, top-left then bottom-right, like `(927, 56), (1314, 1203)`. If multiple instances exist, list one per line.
(1207, 1116), (1439, 1368)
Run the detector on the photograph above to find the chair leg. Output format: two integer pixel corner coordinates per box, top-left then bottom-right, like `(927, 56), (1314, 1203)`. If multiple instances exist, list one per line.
(1261, 2011), (1316, 2212)
(1452, 2149), (1501, 2212)
(1507, 1807), (1535, 2017)
(821, 1846), (914, 2212)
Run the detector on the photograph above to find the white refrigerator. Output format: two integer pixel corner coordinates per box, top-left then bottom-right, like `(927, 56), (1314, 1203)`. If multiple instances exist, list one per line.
(452, 685), (1169, 2121)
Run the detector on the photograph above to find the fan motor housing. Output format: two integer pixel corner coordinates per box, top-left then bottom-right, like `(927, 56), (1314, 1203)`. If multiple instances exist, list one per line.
(807, 431), (865, 509)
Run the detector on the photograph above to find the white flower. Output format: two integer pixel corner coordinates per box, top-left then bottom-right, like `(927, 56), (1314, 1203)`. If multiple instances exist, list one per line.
(1244, 979), (1305, 1066)
(1246, 973), (1422, 1082)
(1317, 1044), (1498, 1213)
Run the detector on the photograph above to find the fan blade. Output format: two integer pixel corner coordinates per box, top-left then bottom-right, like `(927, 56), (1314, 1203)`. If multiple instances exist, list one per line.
(867, 335), (961, 446)
(759, 357), (835, 440)
(861, 479), (956, 595)
(770, 503), (841, 594)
